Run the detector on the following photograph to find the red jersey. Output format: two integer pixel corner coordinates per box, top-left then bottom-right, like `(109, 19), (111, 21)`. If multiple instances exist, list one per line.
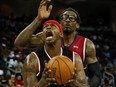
(62, 33), (86, 63)
(14, 80), (24, 86)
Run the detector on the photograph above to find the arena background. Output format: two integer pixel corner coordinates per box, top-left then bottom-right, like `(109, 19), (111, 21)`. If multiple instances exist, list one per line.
(0, 0), (116, 87)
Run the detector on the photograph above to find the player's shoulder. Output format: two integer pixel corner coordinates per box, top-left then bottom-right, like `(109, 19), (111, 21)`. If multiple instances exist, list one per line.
(29, 52), (37, 57)
(86, 38), (95, 46)
(85, 38), (96, 54)
(25, 52), (38, 64)
(23, 52), (38, 73)
(78, 35), (85, 38)
(77, 35), (95, 49)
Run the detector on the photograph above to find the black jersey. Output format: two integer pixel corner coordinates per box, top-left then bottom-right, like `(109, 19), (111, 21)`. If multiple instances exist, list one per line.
(32, 46), (75, 87)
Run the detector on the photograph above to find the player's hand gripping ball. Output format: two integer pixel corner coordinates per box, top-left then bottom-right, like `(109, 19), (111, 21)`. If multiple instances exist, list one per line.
(47, 55), (75, 85)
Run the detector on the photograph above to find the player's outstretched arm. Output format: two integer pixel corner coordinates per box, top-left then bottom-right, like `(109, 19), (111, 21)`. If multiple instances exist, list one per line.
(86, 39), (102, 87)
(14, 0), (52, 49)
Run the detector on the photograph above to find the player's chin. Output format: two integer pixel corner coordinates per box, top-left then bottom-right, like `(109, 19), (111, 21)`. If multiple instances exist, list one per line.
(46, 39), (54, 44)
(63, 30), (72, 35)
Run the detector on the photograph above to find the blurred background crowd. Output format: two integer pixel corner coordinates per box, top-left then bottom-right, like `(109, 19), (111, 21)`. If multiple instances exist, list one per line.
(0, 0), (116, 87)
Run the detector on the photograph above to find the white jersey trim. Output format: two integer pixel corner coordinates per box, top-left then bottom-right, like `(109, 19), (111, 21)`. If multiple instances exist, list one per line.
(32, 52), (41, 76)
(83, 38), (86, 62)
(44, 46), (63, 59)
(72, 51), (75, 64)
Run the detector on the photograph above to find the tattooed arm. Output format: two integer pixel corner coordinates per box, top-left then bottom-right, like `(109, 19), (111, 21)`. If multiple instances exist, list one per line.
(14, 0), (52, 49)
(69, 53), (89, 87)
(22, 53), (48, 87)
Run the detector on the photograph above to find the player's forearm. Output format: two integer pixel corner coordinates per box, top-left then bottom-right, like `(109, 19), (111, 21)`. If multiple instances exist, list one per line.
(34, 79), (48, 87)
(87, 62), (102, 87)
(89, 75), (101, 87)
(14, 17), (42, 48)
(70, 73), (89, 87)
(23, 73), (47, 87)
(70, 80), (89, 87)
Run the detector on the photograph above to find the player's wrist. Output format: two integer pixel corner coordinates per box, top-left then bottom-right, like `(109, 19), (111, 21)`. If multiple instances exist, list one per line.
(36, 16), (42, 21)
(71, 80), (80, 87)
(39, 78), (48, 87)
(34, 16), (43, 26)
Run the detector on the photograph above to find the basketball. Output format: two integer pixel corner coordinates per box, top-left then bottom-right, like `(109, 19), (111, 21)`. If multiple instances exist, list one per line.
(47, 55), (75, 85)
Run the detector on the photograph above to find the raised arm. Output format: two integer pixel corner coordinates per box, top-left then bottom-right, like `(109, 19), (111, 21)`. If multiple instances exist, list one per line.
(14, 18), (43, 49)
(86, 39), (102, 87)
(14, 0), (53, 49)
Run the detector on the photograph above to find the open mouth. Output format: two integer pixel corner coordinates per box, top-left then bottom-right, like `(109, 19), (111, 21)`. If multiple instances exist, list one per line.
(46, 31), (53, 40)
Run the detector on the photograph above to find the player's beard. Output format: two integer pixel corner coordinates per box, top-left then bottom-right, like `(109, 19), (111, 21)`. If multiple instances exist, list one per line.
(63, 27), (73, 35)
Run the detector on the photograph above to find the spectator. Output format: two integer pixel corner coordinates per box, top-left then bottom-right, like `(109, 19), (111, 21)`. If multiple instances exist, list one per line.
(8, 74), (15, 87)
(14, 74), (24, 87)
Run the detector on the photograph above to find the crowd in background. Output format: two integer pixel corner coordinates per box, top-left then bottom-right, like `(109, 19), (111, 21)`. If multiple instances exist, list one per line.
(0, 13), (116, 87)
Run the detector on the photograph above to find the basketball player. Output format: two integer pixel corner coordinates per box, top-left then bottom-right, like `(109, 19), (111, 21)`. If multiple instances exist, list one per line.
(22, 20), (89, 87)
(14, 0), (101, 86)
(60, 8), (102, 87)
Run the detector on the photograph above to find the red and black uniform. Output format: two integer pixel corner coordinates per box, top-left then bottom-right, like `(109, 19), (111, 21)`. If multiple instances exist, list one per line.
(62, 32), (102, 87)
(32, 46), (76, 87)
(62, 33), (86, 63)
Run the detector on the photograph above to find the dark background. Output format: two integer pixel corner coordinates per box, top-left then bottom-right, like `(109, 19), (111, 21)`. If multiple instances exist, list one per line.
(0, 0), (116, 32)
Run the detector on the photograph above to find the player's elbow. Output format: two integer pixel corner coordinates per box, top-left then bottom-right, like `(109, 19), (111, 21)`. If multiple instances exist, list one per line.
(14, 39), (24, 48)
(14, 40), (20, 47)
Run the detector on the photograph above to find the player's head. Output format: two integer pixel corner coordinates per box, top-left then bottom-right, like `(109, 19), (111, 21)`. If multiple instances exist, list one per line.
(60, 8), (81, 35)
(43, 20), (63, 44)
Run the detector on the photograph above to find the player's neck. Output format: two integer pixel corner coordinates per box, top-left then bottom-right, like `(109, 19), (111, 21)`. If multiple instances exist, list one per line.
(63, 32), (76, 46)
(45, 42), (62, 58)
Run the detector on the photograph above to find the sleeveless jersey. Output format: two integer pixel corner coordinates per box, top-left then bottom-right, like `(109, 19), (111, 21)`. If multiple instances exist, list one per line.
(62, 33), (86, 63)
(32, 46), (76, 87)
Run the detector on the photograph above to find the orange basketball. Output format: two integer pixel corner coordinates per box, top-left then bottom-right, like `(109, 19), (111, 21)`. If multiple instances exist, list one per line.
(47, 55), (75, 85)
